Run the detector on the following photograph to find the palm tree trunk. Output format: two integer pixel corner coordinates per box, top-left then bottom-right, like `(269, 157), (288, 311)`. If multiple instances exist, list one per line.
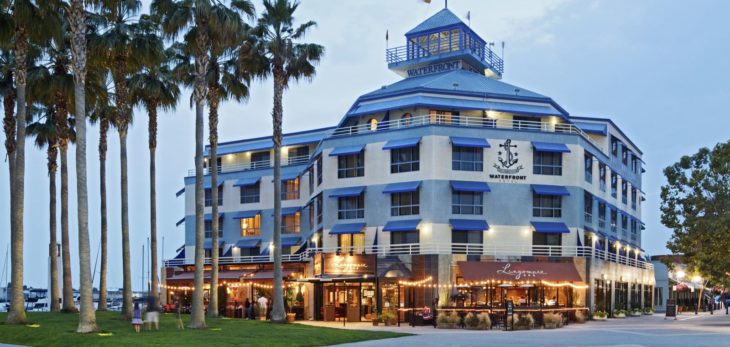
(48, 145), (60, 312)
(60, 145), (76, 313)
(189, 32), (209, 328)
(6, 29), (28, 324)
(97, 118), (109, 311)
(207, 88), (219, 318)
(148, 104), (159, 309)
(70, 1), (96, 330)
(271, 71), (285, 324)
(119, 128), (133, 319)
(2, 75), (17, 321)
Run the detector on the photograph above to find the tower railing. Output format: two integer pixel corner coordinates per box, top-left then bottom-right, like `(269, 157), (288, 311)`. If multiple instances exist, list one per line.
(386, 44), (504, 75)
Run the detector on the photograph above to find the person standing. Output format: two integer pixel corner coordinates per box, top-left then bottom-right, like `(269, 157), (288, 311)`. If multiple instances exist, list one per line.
(244, 298), (251, 319)
(132, 302), (143, 333)
(176, 301), (185, 330)
(146, 295), (160, 330)
(257, 295), (268, 320)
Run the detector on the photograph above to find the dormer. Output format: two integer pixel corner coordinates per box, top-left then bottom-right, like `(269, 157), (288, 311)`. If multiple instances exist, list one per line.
(385, 8), (503, 79)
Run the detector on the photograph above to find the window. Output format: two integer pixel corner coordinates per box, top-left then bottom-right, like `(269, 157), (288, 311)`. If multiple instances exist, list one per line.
(240, 183), (260, 204)
(631, 219), (637, 234)
(308, 202), (315, 230)
(584, 191), (593, 223)
(631, 188), (637, 210)
(338, 233), (365, 253)
(204, 157), (222, 172)
(622, 148), (629, 166)
(533, 193), (562, 218)
(533, 232), (561, 256)
(621, 181), (628, 204)
(205, 186), (223, 207)
(204, 217), (223, 238)
(368, 118), (378, 131)
(316, 155), (323, 186)
(251, 150), (270, 169)
(390, 230), (419, 245)
(338, 151), (364, 178)
(239, 247), (260, 257)
(308, 167), (314, 196)
(598, 202), (606, 230)
(282, 212), (301, 233)
(429, 109), (452, 124)
(621, 214), (628, 233)
(316, 193), (323, 225)
(610, 136), (619, 157)
(391, 146), (420, 173)
(338, 194), (364, 219)
(452, 192), (483, 215)
(611, 173), (618, 198)
(584, 152), (593, 183)
(599, 164), (607, 191)
(533, 151), (563, 175)
(400, 113), (412, 127)
(513, 115), (540, 131)
(391, 191), (419, 216)
(452, 230), (482, 256)
(281, 178), (300, 200)
(610, 209), (617, 232)
(452, 146), (483, 171)
(240, 214), (260, 237)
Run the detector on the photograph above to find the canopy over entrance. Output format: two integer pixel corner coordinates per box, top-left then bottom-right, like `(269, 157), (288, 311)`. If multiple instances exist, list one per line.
(457, 261), (583, 282)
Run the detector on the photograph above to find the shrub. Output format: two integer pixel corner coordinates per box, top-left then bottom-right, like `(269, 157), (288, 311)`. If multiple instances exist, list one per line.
(613, 309), (627, 318)
(575, 310), (587, 323)
(593, 310), (608, 319)
(448, 311), (461, 326)
(464, 312), (479, 329)
(437, 312), (454, 329)
(543, 312), (563, 329)
(643, 307), (654, 315)
(381, 310), (397, 325)
(477, 312), (491, 330)
(508, 313), (534, 330)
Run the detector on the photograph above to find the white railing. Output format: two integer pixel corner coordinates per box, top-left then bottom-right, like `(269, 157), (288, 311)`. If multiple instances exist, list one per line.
(332, 114), (603, 151)
(164, 243), (653, 270)
(187, 156), (310, 176)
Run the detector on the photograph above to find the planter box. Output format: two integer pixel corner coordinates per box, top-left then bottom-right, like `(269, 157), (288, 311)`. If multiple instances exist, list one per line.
(613, 314), (626, 319)
(629, 312), (642, 317)
(592, 315), (607, 321)
(642, 312), (654, 315)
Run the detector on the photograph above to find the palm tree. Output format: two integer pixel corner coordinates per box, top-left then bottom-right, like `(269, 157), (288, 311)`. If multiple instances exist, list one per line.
(248, 0), (323, 323)
(154, 0), (251, 328)
(26, 107), (61, 313)
(68, 0), (98, 332)
(130, 37), (181, 310)
(93, 0), (163, 319)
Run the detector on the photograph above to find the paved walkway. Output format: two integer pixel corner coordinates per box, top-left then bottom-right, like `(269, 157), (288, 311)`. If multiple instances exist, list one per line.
(298, 312), (730, 347)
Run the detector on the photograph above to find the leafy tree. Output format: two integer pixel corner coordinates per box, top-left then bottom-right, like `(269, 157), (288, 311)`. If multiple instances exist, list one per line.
(661, 140), (730, 286)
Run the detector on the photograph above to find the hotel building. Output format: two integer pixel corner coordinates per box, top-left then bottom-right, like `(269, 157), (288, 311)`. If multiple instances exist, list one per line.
(164, 8), (655, 323)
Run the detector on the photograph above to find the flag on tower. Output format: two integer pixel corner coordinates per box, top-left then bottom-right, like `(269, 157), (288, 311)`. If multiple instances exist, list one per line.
(386, 30), (389, 41)
(466, 11), (471, 21)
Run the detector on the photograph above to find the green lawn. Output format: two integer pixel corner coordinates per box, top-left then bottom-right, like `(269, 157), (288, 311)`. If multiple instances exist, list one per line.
(0, 311), (408, 347)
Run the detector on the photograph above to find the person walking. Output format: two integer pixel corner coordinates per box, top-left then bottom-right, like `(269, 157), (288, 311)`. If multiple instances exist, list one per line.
(722, 290), (729, 315)
(132, 302), (143, 333)
(257, 295), (268, 320)
(244, 298), (251, 319)
(176, 301), (185, 330)
(146, 295), (160, 330)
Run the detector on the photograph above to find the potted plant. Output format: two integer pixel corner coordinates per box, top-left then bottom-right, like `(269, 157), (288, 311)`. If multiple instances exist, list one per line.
(382, 310), (397, 326)
(448, 311), (461, 328)
(575, 310), (588, 323)
(613, 309), (626, 318)
(436, 312), (451, 329)
(477, 312), (491, 330)
(642, 307), (654, 315)
(464, 312), (480, 330)
(592, 310), (608, 321)
(629, 308), (643, 317)
(285, 288), (297, 323)
(372, 315), (381, 326)
(543, 312), (563, 329)
(508, 313), (534, 330)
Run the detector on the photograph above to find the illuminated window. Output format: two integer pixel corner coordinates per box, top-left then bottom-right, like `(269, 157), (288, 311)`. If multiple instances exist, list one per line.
(369, 118), (378, 131)
(281, 177), (300, 200)
(240, 214), (260, 237)
(282, 212), (301, 234)
(337, 233), (365, 253)
(429, 109), (452, 124)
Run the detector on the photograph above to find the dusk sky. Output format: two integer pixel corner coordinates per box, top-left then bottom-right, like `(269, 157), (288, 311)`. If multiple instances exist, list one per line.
(1, 0), (728, 290)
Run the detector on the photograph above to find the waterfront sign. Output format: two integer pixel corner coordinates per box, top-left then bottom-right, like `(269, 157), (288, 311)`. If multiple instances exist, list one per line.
(490, 139), (526, 180)
(322, 254), (376, 276)
(407, 60), (462, 77)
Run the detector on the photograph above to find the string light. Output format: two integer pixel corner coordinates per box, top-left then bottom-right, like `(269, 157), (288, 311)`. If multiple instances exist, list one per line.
(541, 280), (589, 289)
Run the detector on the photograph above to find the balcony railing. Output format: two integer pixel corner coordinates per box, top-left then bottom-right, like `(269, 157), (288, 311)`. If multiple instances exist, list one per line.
(189, 156), (310, 176)
(332, 114), (603, 152)
(385, 44), (504, 75)
(164, 243), (653, 270)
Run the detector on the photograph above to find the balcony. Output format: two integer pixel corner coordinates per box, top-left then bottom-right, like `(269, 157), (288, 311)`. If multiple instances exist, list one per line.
(189, 156), (310, 176)
(386, 44), (504, 76)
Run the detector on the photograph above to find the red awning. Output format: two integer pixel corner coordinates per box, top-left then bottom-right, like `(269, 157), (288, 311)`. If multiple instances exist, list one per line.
(457, 261), (583, 282)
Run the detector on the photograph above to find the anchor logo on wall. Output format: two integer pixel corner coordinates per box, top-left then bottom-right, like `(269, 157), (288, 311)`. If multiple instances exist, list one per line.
(493, 139), (524, 174)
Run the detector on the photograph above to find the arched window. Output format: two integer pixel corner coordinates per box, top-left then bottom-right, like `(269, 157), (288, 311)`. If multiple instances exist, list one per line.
(369, 118), (378, 131)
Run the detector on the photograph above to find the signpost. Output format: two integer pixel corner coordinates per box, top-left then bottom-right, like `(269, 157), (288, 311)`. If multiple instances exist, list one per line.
(665, 299), (677, 320)
(506, 300), (514, 330)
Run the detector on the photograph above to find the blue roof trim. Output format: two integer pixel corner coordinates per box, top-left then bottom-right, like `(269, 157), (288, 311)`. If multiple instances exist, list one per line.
(282, 236), (302, 247)
(203, 213), (223, 221)
(233, 177), (260, 187)
(570, 116), (642, 155)
(531, 184), (571, 196)
(450, 180), (491, 193)
(235, 239), (261, 249)
(203, 181), (224, 190)
(450, 136), (490, 148)
(382, 181), (421, 194)
(574, 122), (608, 136)
(531, 221), (570, 234)
(383, 219), (421, 232)
(175, 217), (185, 227)
(203, 239), (224, 249)
(406, 8), (465, 35)
(382, 137), (421, 150)
(330, 223), (366, 235)
(532, 142), (571, 153)
(280, 172), (300, 181)
(281, 207), (300, 216)
(329, 144), (365, 157)
(449, 219), (489, 231)
(176, 188), (185, 197)
(329, 186), (366, 198)
(229, 210), (260, 219)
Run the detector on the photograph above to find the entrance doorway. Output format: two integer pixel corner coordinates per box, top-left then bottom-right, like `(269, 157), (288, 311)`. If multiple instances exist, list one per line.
(321, 282), (375, 322)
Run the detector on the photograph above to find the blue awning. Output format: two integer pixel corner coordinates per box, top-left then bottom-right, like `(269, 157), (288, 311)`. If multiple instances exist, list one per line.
(531, 221), (570, 234)
(203, 239), (224, 249)
(233, 177), (260, 187)
(574, 122), (608, 136)
(229, 210), (259, 219)
(282, 207), (300, 216)
(176, 188), (185, 197)
(282, 236), (301, 247)
(329, 186), (365, 198)
(450, 219), (489, 231)
(330, 223), (366, 234)
(174, 248), (185, 259)
(532, 142), (571, 153)
(382, 137), (421, 150)
(204, 213), (223, 221)
(450, 180), (491, 193)
(531, 184), (570, 196)
(281, 171), (300, 181)
(383, 219), (421, 232)
(176, 217), (185, 227)
(222, 247), (232, 257)
(235, 239), (261, 249)
(450, 136), (491, 148)
(382, 181), (421, 194)
(260, 247), (270, 256)
(329, 144), (365, 156)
